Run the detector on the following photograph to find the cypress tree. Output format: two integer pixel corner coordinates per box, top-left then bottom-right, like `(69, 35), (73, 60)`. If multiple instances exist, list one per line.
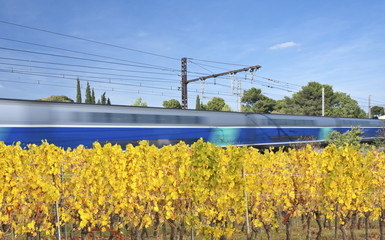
(85, 82), (92, 104)
(196, 95), (201, 110)
(107, 98), (111, 105)
(76, 78), (82, 103)
(101, 92), (106, 105)
(97, 99), (101, 104)
(91, 88), (95, 104)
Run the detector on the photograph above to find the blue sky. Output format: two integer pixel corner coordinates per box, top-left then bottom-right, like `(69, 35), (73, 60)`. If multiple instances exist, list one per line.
(0, 0), (384, 113)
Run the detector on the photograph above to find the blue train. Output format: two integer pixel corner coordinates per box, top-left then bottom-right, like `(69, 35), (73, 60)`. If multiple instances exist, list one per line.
(0, 98), (384, 149)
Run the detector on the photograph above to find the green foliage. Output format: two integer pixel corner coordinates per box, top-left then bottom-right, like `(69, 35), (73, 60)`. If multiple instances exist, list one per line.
(195, 95), (201, 110)
(79, 81), (110, 105)
(275, 82), (335, 116)
(163, 99), (182, 109)
(132, 97), (147, 107)
(206, 97), (225, 111)
(37, 95), (74, 103)
(241, 87), (276, 113)
(373, 128), (385, 150)
(101, 92), (106, 105)
(85, 82), (92, 104)
(327, 92), (366, 118)
(372, 106), (385, 117)
(200, 102), (207, 110)
(91, 88), (96, 104)
(221, 104), (232, 112)
(326, 127), (363, 148)
(96, 93), (110, 105)
(76, 78), (82, 103)
(273, 82), (366, 118)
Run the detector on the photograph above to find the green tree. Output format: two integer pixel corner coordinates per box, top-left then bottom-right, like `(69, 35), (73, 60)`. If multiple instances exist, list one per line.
(326, 127), (363, 148)
(328, 92), (366, 118)
(37, 95), (74, 103)
(91, 88), (96, 104)
(241, 88), (276, 113)
(107, 98), (111, 105)
(221, 104), (232, 112)
(163, 99), (182, 109)
(293, 82), (335, 116)
(272, 97), (303, 115)
(200, 102), (207, 110)
(274, 82), (366, 118)
(97, 99), (101, 104)
(274, 82), (334, 116)
(206, 97), (226, 111)
(101, 92), (107, 105)
(196, 95), (201, 110)
(372, 106), (384, 117)
(76, 78), (82, 103)
(85, 82), (92, 104)
(132, 97), (147, 107)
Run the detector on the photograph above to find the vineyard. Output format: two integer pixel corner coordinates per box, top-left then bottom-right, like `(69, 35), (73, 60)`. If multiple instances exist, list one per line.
(1, 139), (385, 240)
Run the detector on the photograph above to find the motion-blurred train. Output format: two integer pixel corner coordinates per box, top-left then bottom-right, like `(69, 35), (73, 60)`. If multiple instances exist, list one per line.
(0, 98), (384, 149)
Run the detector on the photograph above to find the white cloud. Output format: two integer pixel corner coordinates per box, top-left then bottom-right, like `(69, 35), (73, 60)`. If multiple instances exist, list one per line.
(136, 32), (149, 37)
(0, 85), (3, 88)
(269, 41), (299, 50)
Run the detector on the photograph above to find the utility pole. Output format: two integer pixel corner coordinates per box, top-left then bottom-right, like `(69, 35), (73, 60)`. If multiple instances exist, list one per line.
(180, 58), (261, 109)
(322, 88), (325, 116)
(181, 58), (188, 109)
(368, 95), (371, 119)
(238, 79), (242, 112)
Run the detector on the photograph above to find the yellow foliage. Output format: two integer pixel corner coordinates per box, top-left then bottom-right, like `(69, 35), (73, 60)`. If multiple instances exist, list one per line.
(1, 140), (385, 238)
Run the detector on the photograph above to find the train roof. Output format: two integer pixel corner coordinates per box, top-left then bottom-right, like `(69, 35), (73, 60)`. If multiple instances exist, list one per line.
(0, 97), (382, 123)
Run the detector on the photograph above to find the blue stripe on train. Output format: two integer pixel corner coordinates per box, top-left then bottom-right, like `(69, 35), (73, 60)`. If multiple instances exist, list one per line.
(0, 127), (382, 149)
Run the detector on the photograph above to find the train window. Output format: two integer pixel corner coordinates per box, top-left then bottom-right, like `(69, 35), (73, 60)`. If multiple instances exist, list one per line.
(87, 112), (135, 123)
(266, 118), (315, 127)
(72, 112), (202, 125)
(181, 116), (201, 124)
(136, 114), (157, 124)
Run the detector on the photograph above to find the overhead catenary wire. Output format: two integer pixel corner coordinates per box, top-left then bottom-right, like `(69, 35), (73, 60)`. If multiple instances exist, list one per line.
(0, 56), (178, 76)
(0, 78), (182, 99)
(0, 70), (240, 100)
(188, 57), (249, 67)
(188, 59), (230, 72)
(0, 47), (179, 72)
(0, 61), (181, 83)
(0, 20), (180, 61)
(188, 60), (215, 74)
(0, 68), (179, 91)
(0, 37), (178, 70)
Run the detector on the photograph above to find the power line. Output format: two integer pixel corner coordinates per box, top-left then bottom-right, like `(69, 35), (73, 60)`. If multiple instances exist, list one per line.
(188, 60), (215, 74)
(188, 59), (229, 72)
(0, 47), (179, 72)
(188, 57), (249, 67)
(0, 48), (210, 77)
(1, 70), (241, 100)
(0, 20), (180, 61)
(0, 68), (179, 91)
(0, 78), (182, 99)
(0, 56), (178, 76)
(0, 61), (180, 83)
(0, 37), (177, 70)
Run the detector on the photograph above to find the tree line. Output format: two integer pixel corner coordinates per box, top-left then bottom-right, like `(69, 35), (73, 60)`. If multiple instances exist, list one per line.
(36, 78), (111, 105)
(76, 78), (111, 105)
(37, 79), (382, 119)
(163, 81), (380, 119)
